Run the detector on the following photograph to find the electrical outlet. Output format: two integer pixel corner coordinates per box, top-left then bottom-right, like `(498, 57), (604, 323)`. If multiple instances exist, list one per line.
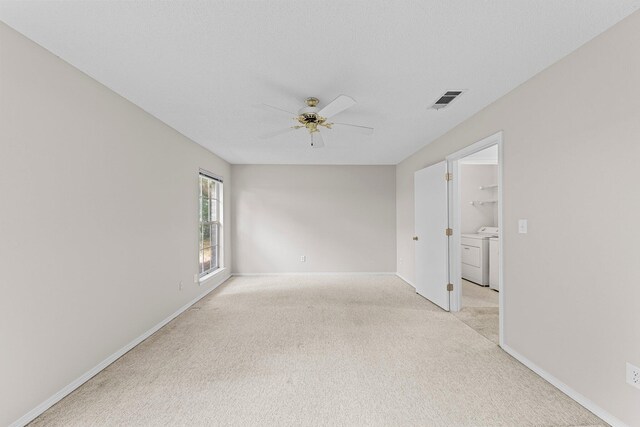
(627, 363), (640, 389)
(179, 281), (183, 291)
(300, 255), (306, 262)
(194, 273), (199, 283)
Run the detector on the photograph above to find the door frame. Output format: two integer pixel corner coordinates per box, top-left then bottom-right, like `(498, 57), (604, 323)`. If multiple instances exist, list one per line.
(446, 131), (504, 347)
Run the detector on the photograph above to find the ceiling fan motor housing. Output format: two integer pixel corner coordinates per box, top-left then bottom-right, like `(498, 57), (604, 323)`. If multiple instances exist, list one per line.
(297, 112), (327, 133)
(297, 97), (328, 132)
(300, 112), (320, 123)
(298, 96), (320, 115)
(298, 106), (319, 115)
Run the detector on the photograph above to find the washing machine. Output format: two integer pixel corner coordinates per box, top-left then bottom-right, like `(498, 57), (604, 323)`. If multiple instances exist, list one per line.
(461, 226), (498, 286)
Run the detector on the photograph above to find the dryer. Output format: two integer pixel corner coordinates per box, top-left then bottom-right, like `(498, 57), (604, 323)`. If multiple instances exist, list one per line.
(489, 237), (500, 291)
(461, 227), (498, 286)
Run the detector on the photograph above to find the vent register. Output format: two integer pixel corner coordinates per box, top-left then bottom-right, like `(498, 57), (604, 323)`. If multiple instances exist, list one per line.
(431, 90), (464, 110)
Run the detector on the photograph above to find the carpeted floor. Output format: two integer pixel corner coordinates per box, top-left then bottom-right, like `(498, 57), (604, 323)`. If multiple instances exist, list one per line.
(453, 280), (500, 344)
(453, 306), (500, 345)
(461, 279), (499, 308)
(29, 275), (604, 426)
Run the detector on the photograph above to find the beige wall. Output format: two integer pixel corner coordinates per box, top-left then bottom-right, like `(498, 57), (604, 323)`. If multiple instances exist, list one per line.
(397, 11), (640, 426)
(0, 22), (232, 426)
(231, 165), (396, 274)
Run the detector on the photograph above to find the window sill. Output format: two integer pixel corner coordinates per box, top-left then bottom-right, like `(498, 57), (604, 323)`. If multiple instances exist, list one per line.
(199, 267), (228, 286)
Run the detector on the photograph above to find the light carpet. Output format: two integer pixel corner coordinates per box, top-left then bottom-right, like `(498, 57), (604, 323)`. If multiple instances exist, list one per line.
(454, 280), (501, 345)
(29, 275), (604, 426)
(461, 279), (499, 308)
(453, 307), (500, 345)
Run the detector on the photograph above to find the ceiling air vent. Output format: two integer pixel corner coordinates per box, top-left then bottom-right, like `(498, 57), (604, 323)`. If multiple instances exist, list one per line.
(430, 90), (465, 110)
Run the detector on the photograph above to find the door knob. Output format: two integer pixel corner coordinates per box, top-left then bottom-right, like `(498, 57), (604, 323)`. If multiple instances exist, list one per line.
(412, 236), (419, 241)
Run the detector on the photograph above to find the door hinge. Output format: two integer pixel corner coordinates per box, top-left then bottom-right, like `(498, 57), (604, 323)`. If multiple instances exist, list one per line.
(447, 283), (454, 292)
(445, 228), (453, 236)
(445, 172), (453, 181)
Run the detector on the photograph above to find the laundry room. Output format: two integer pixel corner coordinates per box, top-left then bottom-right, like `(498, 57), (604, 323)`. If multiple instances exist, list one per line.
(454, 144), (500, 343)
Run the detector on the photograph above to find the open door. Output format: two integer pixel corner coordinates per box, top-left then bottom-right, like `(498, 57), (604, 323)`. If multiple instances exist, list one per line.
(414, 161), (450, 311)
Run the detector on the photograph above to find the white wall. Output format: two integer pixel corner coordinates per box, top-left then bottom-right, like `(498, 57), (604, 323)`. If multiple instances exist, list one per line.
(460, 164), (498, 234)
(0, 22), (231, 426)
(396, 11), (640, 426)
(231, 165), (396, 274)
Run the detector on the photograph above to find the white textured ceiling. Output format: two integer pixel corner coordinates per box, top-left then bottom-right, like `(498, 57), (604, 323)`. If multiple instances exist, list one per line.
(1, 1), (639, 164)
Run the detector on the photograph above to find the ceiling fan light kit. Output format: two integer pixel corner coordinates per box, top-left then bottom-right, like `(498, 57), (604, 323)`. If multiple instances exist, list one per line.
(258, 95), (374, 148)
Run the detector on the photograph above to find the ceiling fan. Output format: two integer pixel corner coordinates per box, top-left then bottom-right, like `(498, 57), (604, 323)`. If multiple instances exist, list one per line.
(257, 95), (374, 148)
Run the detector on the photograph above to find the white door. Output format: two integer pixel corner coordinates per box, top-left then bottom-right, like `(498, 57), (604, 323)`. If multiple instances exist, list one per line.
(414, 161), (450, 310)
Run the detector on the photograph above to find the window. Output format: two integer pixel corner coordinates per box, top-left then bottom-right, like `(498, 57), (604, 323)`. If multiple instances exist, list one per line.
(199, 172), (223, 277)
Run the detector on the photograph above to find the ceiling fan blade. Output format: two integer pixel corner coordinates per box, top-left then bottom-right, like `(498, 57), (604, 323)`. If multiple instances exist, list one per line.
(318, 95), (356, 118)
(310, 131), (325, 148)
(254, 103), (297, 116)
(331, 122), (374, 136)
(259, 127), (296, 139)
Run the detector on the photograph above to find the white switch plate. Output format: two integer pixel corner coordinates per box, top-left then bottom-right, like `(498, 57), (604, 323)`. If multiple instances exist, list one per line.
(194, 273), (199, 283)
(627, 363), (640, 389)
(518, 219), (528, 234)
(300, 255), (306, 262)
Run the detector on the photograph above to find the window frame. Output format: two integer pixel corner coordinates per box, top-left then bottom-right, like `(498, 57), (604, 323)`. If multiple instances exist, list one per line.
(198, 170), (223, 279)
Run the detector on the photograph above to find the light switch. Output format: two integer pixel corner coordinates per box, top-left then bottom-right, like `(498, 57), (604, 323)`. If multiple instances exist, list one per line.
(518, 219), (528, 234)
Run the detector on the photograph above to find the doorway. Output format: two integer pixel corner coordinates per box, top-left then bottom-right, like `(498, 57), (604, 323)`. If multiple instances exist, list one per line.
(447, 132), (503, 346)
(412, 132), (503, 345)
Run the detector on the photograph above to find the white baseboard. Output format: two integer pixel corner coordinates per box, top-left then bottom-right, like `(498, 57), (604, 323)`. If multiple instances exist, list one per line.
(231, 272), (396, 276)
(395, 272), (416, 289)
(501, 344), (627, 427)
(10, 272), (231, 427)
